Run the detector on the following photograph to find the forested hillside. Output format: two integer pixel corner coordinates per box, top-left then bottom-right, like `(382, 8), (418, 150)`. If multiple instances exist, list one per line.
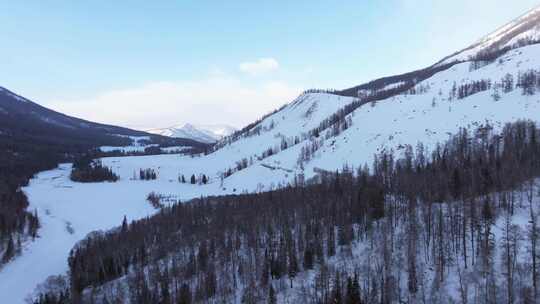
(33, 120), (540, 303)
(0, 87), (208, 268)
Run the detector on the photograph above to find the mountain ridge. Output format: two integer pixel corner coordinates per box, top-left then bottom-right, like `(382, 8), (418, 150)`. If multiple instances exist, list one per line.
(0, 86), (209, 149)
(438, 4), (540, 65)
(148, 123), (237, 144)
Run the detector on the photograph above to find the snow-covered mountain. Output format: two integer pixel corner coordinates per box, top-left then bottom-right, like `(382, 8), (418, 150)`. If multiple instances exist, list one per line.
(0, 87), (206, 149)
(148, 123), (236, 144)
(201, 44), (540, 192)
(5, 5), (540, 304)
(0, 87), (146, 143)
(439, 5), (540, 65)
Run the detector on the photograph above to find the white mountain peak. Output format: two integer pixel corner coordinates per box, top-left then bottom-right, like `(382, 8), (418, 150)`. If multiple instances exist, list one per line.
(148, 123), (237, 144)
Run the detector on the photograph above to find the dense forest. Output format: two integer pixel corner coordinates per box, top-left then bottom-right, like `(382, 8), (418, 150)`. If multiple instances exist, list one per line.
(0, 118), (204, 267)
(0, 135), (92, 266)
(0, 87), (145, 266)
(32, 120), (540, 303)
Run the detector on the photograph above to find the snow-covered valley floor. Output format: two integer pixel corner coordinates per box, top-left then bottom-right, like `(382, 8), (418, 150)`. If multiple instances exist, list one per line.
(0, 136), (319, 302)
(0, 147), (300, 303)
(0, 159), (221, 303)
(0, 165), (153, 302)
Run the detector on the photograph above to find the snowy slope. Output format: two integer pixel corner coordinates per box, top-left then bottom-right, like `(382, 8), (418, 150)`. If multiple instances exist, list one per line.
(5, 10), (540, 303)
(303, 44), (540, 174)
(439, 5), (540, 65)
(148, 123), (236, 144)
(89, 44), (540, 196)
(4, 44), (540, 304)
(212, 93), (357, 165)
(206, 44), (540, 185)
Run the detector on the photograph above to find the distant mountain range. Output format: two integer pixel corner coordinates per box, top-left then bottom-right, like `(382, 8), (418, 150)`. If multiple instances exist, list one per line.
(0, 87), (210, 149)
(147, 123), (237, 144)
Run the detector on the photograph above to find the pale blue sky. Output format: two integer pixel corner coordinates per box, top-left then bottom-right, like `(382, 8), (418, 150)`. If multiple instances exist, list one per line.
(1, 1), (539, 128)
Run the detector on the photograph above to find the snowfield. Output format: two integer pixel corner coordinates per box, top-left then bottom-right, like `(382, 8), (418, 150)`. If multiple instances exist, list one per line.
(0, 165), (156, 302)
(303, 45), (540, 173)
(3, 42), (540, 303)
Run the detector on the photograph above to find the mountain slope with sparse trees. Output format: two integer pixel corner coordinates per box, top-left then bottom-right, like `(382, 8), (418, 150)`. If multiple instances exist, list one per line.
(33, 120), (540, 303)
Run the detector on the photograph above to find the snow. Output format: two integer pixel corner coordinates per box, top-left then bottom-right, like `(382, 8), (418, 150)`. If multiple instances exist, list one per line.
(203, 124), (238, 138)
(0, 160), (239, 303)
(439, 5), (540, 65)
(99, 136), (189, 153)
(97, 44), (540, 200)
(0, 91), (360, 301)
(358, 81), (407, 97)
(0, 165), (156, 302)
(148, 123), (237, 144)
(64, 181), (540, 304)
(482, 5), (540, 44)
(110, 135), (151, 143)
(159, 146), (191, 153)
(212, 93), (357, 164)
(303, 44), (540, 173)
(3, 40), (540, 304)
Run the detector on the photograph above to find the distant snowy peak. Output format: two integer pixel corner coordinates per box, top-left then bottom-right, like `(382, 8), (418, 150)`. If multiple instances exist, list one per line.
(149, 123), (237, 144)
(193, 124), (237, 139)
(439, 5), (540, 65)
(173, 124), (222, 144)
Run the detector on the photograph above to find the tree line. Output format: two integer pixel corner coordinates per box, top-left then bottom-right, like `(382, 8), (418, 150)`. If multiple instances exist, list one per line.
(34, 120), (540, 303)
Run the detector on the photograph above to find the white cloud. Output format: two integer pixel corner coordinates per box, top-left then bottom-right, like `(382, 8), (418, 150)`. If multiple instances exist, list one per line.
(239, 58), (279, 75)
(46, 74), (301, 130)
